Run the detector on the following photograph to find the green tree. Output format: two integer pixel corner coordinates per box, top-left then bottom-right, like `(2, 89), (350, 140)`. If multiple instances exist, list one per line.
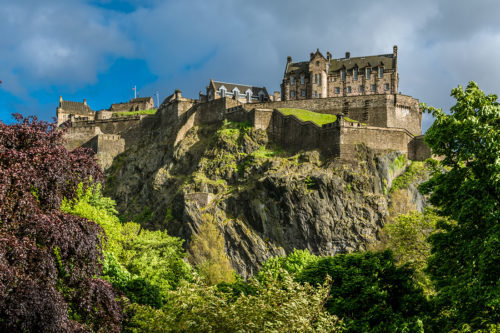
(420, 81), (500, 330)
(383, 209), (443, 295)
(298, 251), (429, 333)
(257, 248), (320, 281)
(188, 213), (235, 285)
(62, 184), (191, 307)
(125, 270), (343, 333)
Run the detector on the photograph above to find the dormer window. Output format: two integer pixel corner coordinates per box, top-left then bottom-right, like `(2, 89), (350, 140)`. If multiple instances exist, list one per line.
(366, 68), (371, 79)
(245, 89), (252, 103)
(379, 67), (384, 78)
(232, 88), (240, 98)
(258, 90), (265, 101)
(219, 86), (226, 97)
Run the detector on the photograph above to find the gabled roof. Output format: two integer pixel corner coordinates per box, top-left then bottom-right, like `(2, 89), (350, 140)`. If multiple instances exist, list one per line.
(212, 80), (269, 96)
(329, 53), (394, 72)
(59, 101), (93, 113)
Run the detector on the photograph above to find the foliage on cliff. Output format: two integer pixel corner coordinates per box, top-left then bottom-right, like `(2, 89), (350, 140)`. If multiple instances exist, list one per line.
(421, 81), (500, 330)
(62, 183), (192, 308)
(188, 213), (235, 285)
(0, 115), (123, 332)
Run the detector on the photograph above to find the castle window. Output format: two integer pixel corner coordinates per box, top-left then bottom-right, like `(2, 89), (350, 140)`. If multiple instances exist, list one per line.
(318, 93), (322, 98)
(366, 68), (371, 79)
(319, 74), (322, 86)
(334, 78), (337, 82)
(290, 76), (295, 85)
(314, 91), (317, 98)
(290, 90), (295, 98)
(353, 68), (358, 81)
(301, 75), (305, 84)
(371, 84), (376, 92)
(341, 70), (346, 81)
(314, 74), (318, 84)
(347, 86), (351, 93)
(379, 67), (384, 78)
(385, 83), (390, 91)
(335, 87), (340, 94)
(316, 61), (319, 67)
(360, 85), (364, 93)
(301, 90), (306, 97)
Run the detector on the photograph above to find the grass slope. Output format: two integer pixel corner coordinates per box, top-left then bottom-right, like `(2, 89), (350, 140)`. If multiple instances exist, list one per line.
(112, 109), (157, 117)
(277, 108), (337, 126)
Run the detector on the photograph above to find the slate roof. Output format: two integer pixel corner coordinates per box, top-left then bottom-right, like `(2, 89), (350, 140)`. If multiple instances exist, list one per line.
(285, 53), (395, 75)
(60, 101), (93, 113)
(329, 53), (394, 72)
(212, 81), (269, 96)
(284, 61), (309, 75)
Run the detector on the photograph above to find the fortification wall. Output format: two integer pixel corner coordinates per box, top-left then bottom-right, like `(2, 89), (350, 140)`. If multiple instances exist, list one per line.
(64, 126), (102, 151)
(69, 116), (143, 135)
(408, 135), (431, 161)
(81, 134), (125, 170)
(244, 94), (421, 134)
(388, 94), (421, 135)
(339, 122), (413, 160)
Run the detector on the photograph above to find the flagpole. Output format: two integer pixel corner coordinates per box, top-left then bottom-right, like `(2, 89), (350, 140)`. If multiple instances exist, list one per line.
(134, 85), (137, 99)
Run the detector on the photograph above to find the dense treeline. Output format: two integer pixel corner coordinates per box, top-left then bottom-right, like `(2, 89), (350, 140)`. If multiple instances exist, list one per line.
(0, 81), (498, 332)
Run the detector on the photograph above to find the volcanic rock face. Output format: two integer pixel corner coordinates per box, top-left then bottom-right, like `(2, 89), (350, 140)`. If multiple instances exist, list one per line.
(105, 110), (426, 277)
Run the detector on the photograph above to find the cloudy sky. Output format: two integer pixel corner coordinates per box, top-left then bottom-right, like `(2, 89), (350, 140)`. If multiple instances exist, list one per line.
(1, 0), (499, 131)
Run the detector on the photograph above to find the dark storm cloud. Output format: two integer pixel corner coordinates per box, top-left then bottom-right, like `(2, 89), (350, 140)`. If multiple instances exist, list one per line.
(1, 0), (500, 132)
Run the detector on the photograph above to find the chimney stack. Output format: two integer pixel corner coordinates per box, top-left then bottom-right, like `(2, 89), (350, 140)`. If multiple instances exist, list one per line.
(174, 89), (182, 100)
(393, 45), (398, 57)
(83, 98), (87, 106)
(59, 96), (63, 105)
(345, 52), (350, 59)
(326, 51), (332, 60)
(287, 56), (292, 63)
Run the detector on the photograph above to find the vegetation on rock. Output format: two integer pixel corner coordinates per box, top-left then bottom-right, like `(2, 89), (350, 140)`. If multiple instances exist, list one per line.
(278, 107), (338, 125)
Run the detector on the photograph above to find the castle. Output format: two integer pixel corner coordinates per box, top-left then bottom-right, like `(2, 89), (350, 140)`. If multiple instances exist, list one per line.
(58, 46), (430, 169)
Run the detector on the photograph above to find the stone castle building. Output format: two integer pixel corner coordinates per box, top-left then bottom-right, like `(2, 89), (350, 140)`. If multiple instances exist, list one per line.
(204, 79), (270, 103)
(110, 97), (154, 112)
(281, 46), (398, 100)
(58, 45), (431, 170)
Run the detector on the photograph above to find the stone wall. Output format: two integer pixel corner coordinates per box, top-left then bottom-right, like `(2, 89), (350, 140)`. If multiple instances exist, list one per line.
(81, 134), (125, 170)
(69, 116), (143, 135)
(339, 120), (413, 160)
(64, 126), (102, 151)
(243, 94), (420, 134)
(408, 135), (432, 161)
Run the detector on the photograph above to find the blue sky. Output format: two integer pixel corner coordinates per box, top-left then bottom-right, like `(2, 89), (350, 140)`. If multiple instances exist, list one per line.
(1, 0), (500, 131)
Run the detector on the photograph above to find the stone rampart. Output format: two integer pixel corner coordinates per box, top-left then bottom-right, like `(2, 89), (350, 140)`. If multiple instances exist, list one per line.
(408, 135), (431, 161)
(81, 134), (125, 170)
(244, 94), (421, 135)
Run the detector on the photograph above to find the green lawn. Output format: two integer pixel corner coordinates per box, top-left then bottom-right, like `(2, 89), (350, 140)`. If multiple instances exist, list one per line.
(112, 109), (157, 117)
(277, 108), (337, 126)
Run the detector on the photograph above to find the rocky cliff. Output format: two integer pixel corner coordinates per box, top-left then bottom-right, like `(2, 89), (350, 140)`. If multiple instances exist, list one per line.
(104, 110), (428, 277)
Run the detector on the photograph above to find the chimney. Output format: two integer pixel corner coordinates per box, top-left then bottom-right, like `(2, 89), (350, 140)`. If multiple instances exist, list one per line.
(310, 52), (314, 60)
(393, 45), (398, 57)
(326, 51), (332, 60)
(345, 52), (350, 59)
(174, 89), (182, 100)
(59, 96), (63, 106)
(83, 98), (87, 106)
(287, 56), (292, 63)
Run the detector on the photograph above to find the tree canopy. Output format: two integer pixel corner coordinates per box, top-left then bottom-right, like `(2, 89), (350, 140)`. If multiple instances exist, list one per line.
(421, 82), (500, 330)
(0, 115), (123, 331)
